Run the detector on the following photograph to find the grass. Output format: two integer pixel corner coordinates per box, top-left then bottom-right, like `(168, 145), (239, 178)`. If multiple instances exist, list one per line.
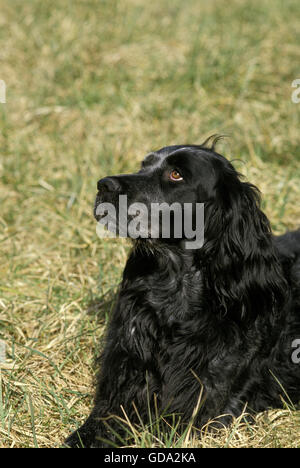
(0, 0), (299, 448)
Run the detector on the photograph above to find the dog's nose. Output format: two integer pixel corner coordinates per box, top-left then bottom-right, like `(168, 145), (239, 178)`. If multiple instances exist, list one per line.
(97, 177), (121, 192)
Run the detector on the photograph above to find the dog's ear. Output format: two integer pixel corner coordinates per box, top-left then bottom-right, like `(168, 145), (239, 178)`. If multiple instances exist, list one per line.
(202, 167), (287, 322)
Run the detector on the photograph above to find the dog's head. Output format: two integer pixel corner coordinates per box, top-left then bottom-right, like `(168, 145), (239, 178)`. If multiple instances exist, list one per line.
(94, 141), (239, 247)
(94, 138), (287, 321)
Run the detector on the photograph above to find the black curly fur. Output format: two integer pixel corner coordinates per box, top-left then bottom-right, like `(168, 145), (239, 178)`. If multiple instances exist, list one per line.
(65, 141), (300, 448)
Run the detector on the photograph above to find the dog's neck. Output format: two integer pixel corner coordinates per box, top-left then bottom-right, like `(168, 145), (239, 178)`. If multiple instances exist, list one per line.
(121, 241), (203, 324)
(131, 239), (195, 272)
(123, 238), (288, 327)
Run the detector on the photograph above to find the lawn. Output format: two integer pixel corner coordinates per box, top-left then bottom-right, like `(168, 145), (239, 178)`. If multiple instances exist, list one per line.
(0, 0), (299, 448)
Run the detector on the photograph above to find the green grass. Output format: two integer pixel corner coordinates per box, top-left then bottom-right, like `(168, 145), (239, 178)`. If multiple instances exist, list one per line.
(0, 0), (299, 448)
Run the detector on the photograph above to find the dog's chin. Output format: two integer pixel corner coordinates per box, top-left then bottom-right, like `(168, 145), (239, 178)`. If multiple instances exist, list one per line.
(95, 215), (154, 240)
(132, 237), (186, 253)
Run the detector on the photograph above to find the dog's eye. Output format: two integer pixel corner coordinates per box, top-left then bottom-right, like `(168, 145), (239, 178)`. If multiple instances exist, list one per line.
(169, 170), (183, 182)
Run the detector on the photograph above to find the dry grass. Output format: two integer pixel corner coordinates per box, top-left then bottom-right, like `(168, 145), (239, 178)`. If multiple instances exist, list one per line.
(0, 0), (299, 448)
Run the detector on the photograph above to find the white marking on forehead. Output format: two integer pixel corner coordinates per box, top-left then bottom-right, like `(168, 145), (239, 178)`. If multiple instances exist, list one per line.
(142, 152), (162, 167)
(142, 146), (196, 168)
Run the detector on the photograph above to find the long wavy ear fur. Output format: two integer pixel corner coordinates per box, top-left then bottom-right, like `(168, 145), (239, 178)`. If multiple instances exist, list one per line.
(202, 161), (287, 322)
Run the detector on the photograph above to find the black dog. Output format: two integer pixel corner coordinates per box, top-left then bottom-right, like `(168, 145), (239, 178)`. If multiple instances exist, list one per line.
(65, 140), (300, 447)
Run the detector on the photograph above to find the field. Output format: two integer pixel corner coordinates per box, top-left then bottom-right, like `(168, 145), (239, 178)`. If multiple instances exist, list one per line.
(0, 0), (300, 448)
